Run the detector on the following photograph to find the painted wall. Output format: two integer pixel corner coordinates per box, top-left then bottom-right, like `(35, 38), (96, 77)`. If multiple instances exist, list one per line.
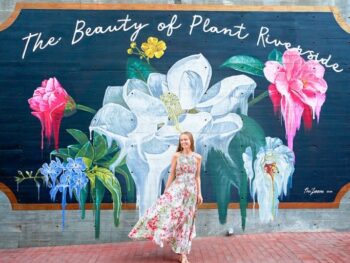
(0, 0), (349, 26)
(0, 1), (349, 248)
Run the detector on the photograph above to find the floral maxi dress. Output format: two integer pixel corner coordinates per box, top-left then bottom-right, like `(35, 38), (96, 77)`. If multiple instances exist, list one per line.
(128, 152), (198, 254)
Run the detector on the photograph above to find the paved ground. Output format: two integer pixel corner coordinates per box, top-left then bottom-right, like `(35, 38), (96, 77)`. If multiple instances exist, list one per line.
(0, 232), (349, 263)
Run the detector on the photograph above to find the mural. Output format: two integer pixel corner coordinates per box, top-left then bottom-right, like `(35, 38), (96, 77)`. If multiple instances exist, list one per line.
(0, 4), (349, 238)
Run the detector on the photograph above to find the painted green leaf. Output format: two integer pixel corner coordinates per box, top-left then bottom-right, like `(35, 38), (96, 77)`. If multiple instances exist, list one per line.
(119, 156), (127, 167)
(67, 144), (82, 158)
(95, 140), (120, 167)
(80, 185), (88, 219)
(230, 115), (266, 156)
(73, 185), (88, 219)
(210, 114), (265, 230)
(91, 177), (105, 239)
(50, 148), (69, 161)
(115, 164), (134, 194)
(95, 150), (121, 169)
(206, 149), (237, 224)
(76, 141), (94, 162)
(108, 140), (119, 153)
(86, 171), (96, 189)
(94, 166), (122, 228)
(268, 49), (283, 64)
(66, 129), (89, 145)
(126, 57), (156, 82)
(82, 157), (93, 170)
(221, 55), (265, 77)
(229, 114), (265, 230)
(216, 176), (233, 224)
(93, 132), (108, 161)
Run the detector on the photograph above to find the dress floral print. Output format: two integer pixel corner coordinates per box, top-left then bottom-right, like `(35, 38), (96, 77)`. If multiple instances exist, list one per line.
(128, 152), (198, 254)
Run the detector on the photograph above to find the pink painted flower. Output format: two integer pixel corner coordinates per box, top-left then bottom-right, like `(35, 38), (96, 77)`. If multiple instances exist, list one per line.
(264, 49), (327, 150)
(28, 77), (72, 150)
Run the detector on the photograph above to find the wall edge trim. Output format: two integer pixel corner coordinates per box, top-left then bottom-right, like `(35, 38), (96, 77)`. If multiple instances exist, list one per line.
(1, 182), (349, 210)
(0, 3), (348, 33)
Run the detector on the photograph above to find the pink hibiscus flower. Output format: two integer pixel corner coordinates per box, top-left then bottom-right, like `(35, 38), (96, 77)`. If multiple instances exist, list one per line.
(28, 77), (71, 150)
(264, 49), (328, 150)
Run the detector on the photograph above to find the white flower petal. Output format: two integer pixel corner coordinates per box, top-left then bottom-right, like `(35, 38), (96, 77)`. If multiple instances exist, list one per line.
(122, 78), (150, 99)
(177, 71), (205, 110)
(147, 73), (168, 98)
(157, 112), (213, 140)
(274, 146), (295, 195)
(89, 103), (136, 140)
(102, 85), (128, 109)
(124, 89), (168, 137)
(125, 145), (149, 216)
(167, 54), (211, 108)
(249, 137), (295, 223)
(126, 137), (176, 217)
(125, 89), (168, 118)
(142, 145), (177, 214)
(242, 146), (255, 199)
(265, 136), (283, 149)
(197, 113), (243, 164)
(142, 134), (172, 154)
(89, 103), (136, 168)
(253, 157), (274, 222)
(197, 75), (256, 116)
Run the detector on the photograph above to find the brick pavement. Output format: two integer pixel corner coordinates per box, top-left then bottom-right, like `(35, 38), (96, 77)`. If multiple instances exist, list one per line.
(0, 232), (349, 263)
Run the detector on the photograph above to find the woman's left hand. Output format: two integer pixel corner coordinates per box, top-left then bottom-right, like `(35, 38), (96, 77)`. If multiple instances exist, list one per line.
(197, 193), (203, 205)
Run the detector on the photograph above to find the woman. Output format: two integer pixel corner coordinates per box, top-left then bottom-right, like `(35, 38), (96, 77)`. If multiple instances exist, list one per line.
(128, 131), (203, 263)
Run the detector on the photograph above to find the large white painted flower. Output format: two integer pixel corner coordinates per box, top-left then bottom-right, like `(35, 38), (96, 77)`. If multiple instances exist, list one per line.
(90, 54), (256, 217)
(243, 137), (295, 223)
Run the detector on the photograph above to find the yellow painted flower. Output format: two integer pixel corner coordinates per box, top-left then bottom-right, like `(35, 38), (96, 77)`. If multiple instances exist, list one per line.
(130, 42), (137, 48)
(141, 37), (167, 59)
(127, 48), (133, 55)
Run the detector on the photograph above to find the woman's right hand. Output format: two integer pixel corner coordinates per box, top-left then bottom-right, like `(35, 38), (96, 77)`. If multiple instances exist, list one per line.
(197, 193), (203, 205)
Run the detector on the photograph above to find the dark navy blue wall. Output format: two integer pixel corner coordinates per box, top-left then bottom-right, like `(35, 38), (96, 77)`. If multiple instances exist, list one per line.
(0, 9), (349, 203)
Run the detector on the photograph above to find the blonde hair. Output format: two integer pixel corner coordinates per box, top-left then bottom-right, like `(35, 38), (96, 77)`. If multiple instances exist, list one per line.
(176, 131), (195, 152)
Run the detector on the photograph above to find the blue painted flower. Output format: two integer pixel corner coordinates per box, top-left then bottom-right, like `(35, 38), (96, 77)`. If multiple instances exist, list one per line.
(49, 183), (67, 201)
(66, 157), (86, 173)
(49, 183), (69, 227)
(60, 169), (76, 198)
(51, 157), (65, 173)
(40, 158), (64, 187)
(72, 171), (89, 205)
(41, 157), (89, 228)
(39, 163), (52, 186)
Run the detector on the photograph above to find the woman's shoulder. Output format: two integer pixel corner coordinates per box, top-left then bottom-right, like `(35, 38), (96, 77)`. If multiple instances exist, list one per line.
(193, 152), (202, 160)
(173, 152), (181, 158)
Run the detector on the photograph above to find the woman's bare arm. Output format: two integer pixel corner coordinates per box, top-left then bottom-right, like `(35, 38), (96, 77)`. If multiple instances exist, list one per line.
(164, 153), (178, 191)
(195, 154), (203, 205)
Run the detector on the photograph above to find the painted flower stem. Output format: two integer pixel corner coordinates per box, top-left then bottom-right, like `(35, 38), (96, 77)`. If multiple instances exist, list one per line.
(135, 47), (150, 64)
(76, 104), (97, 114)
(15, 170), (44, 184)
(248, 90), (269, 106)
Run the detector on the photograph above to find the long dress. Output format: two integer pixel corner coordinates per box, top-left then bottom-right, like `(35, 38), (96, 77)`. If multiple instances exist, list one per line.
(128, 152), (198, 254)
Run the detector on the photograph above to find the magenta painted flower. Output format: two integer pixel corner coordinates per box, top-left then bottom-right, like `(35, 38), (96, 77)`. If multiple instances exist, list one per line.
(28, 77), (71, 150)
(264, 49), (328, 150)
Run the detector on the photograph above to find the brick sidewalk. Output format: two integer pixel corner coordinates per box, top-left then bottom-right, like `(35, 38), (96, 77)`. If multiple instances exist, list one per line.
(0, 232), (349, 263)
